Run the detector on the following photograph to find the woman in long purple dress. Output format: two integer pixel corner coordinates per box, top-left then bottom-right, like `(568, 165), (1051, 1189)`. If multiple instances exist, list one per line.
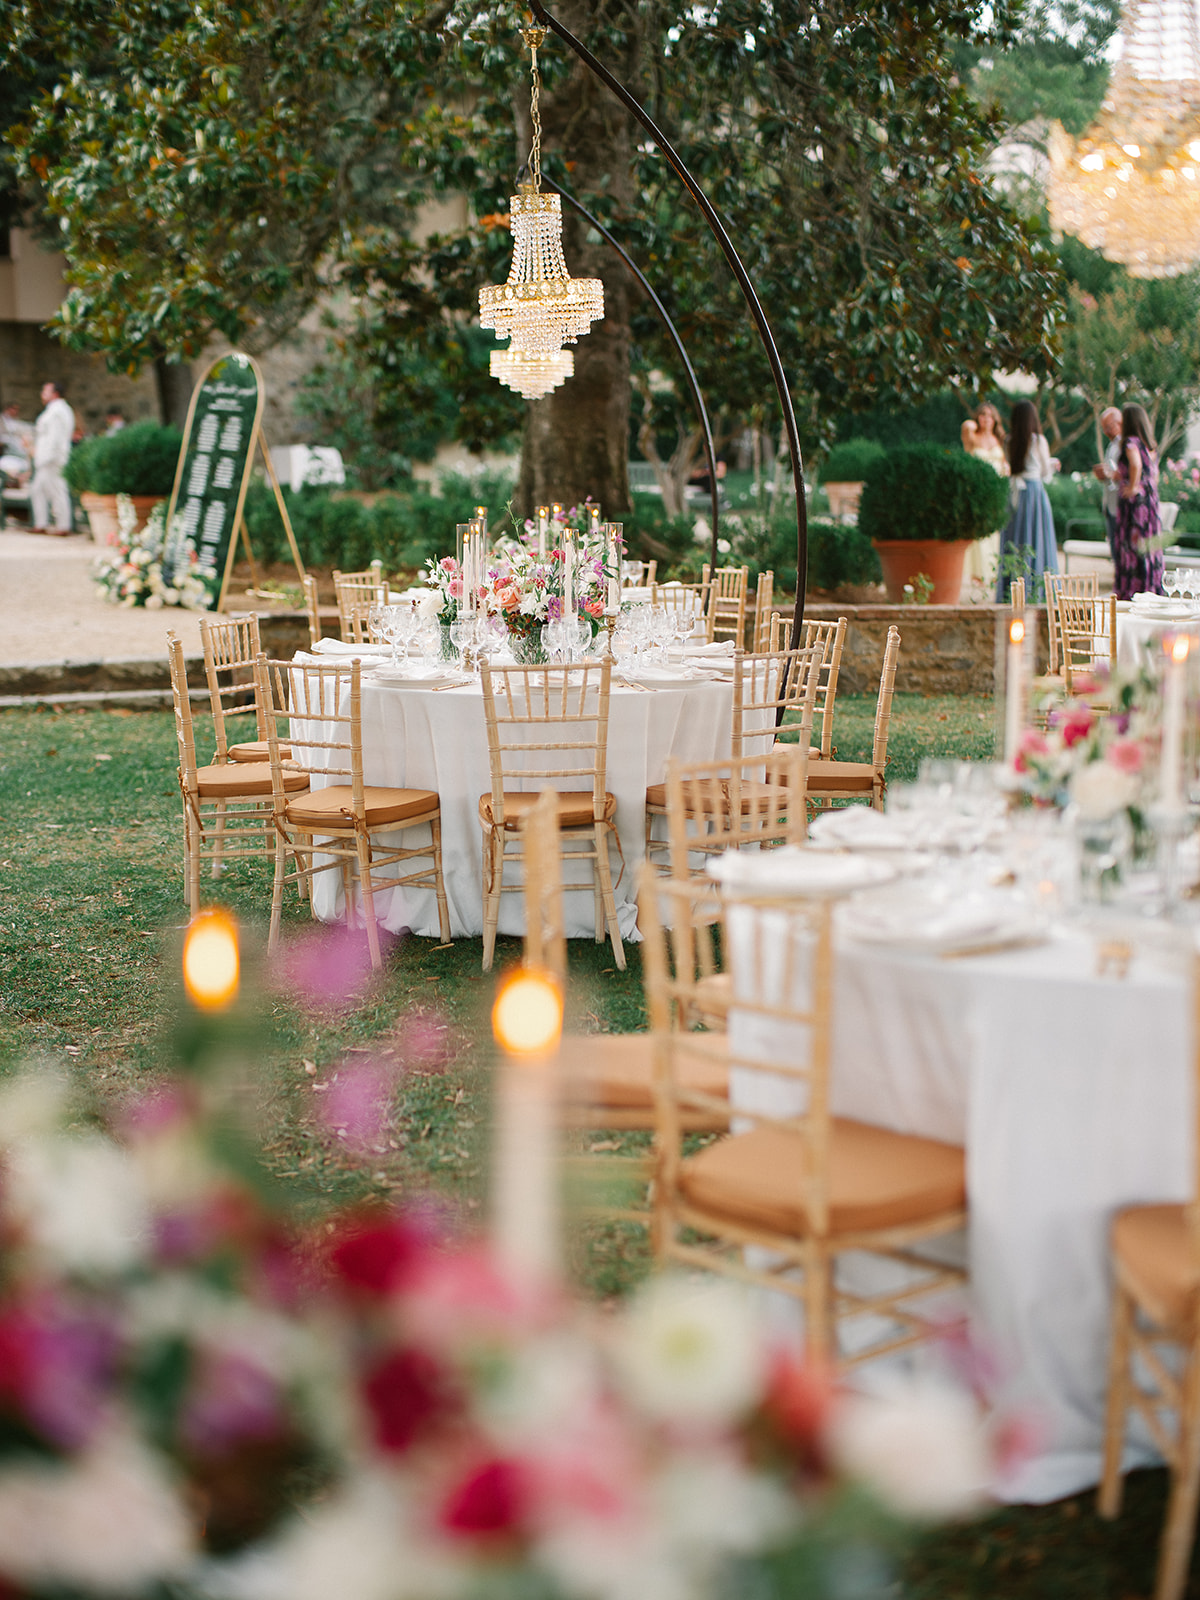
(1112, 403), (1163, 599)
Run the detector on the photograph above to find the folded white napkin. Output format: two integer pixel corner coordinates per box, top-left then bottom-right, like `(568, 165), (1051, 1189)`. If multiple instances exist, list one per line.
(679, 640), (736, 658)
(844, 891), (1043, 953)
(708, 847), (896, 897)
(808, 807), (913, 851)
(310, 639), (391, 657)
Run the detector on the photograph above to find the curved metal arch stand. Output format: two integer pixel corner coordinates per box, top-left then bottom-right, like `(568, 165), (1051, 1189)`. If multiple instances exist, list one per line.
(527, 0), (808, 642)
(533, 169), (720, 566)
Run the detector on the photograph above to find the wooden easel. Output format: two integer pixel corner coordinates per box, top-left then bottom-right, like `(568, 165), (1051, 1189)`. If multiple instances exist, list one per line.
(224, 431), (307, 607)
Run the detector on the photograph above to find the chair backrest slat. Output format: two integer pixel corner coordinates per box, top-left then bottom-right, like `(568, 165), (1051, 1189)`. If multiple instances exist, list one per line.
(732, 645), (823, 759)
(768, 616), (847, 760)
(258, 656), (364, 804)
(199, 613), (265, 760)
(751, 571), (774, 653)
(333, 565), (388, 639)
(873, 625), (902, 771)
(480, 661), (613, 831)
(665, 746), (811, 876)
(1045, 572), (1098, 677)
(302, 573), (323, 649)
(167, 632), (200, 793)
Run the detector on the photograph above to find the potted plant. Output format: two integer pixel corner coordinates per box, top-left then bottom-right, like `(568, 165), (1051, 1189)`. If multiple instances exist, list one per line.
(818, 437), (886, 521)
(858, 443), (1009, 603)
(64, 420), (184, 544)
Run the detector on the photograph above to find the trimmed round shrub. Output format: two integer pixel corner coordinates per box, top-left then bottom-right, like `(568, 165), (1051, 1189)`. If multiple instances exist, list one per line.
(64, 421), (183, 496)
(857, 444), (1008, 544)
(819, 437), (887, 484)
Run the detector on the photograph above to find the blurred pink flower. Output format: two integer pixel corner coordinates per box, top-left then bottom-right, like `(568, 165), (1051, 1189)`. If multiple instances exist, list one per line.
(1107, 738), (1144, 774)
(404, 1246), (555, 1351)
(271, 926), (379, 1011)
(320, 1056), (403, 1152)
(1059, 704), (1094, 747)
(180, 1348), (284, 1455)
(1014, 728), (1048, 772)
(439, 1456), (529, 1539)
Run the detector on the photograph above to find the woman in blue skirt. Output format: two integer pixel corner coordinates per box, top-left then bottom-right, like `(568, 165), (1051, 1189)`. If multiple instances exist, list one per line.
(995, 400), (1060, 600)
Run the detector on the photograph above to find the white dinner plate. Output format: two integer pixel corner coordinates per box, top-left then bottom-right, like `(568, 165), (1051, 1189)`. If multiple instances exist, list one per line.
(708, 847), (897, 897)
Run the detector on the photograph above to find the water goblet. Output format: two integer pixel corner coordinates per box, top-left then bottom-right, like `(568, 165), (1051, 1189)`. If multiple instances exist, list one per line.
(449, 616), (472, 666)
(367, 599), (388, 646)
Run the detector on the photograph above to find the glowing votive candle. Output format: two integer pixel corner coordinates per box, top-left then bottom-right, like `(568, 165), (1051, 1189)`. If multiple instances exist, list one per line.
(1161, 633), (1191, 811)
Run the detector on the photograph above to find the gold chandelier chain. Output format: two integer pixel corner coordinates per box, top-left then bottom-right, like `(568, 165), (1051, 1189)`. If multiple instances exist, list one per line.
(528, 34), (543, 192)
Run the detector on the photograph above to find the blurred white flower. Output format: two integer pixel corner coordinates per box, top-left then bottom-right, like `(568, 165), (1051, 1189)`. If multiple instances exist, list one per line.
(6, 1132), (149, 1273)
(1069, 759), (1138, 820)
(0, 1068), (69, 1143)
(654, 1453), (795, 1554)
(417, 591), (443, 620)
(830, 1380), (991, 1520)
(479, 1334), (601, 1446)
(614, 1277), (764, 1428)
(0, 1430), (194, 1591)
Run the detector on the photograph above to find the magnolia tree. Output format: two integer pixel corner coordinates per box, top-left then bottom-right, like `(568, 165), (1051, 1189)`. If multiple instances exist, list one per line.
(6, 0), (1062, 519)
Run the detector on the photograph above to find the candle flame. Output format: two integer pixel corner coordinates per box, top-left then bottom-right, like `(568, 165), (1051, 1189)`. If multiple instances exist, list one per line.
(1167, 634), (1191, 663)
(182, 908), (240, 1011)
(1009, 617), (1025, 645)
(493, 969), (563, 1058)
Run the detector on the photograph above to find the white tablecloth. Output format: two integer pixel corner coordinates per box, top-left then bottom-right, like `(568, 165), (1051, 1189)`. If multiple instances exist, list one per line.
(731, 912), (1193, 1503)
(305, 670), (745, 940)
(1116, 606), (1200, 667)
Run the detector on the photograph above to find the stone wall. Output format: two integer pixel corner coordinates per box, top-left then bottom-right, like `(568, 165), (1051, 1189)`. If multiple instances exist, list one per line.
(803, 603), (1048, 697)
(0, 323), (160, 433)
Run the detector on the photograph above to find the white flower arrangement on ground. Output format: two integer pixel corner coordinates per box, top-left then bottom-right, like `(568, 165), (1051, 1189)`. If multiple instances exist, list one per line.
(92, 496), (215, 610)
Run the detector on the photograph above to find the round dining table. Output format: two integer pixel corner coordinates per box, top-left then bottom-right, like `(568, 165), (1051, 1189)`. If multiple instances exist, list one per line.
(297, 652), (750, 941)
(718, 840), (1193, 1505)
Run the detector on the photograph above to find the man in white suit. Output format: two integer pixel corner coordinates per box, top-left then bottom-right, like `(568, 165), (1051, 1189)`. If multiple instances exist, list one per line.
(30, 380), (75, 535)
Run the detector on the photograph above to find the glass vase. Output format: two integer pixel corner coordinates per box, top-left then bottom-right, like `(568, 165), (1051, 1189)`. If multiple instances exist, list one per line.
(1070, 805), (1132, 906)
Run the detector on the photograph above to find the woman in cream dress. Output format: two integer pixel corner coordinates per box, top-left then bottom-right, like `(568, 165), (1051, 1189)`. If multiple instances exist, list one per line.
(961, 403), (1008, 592)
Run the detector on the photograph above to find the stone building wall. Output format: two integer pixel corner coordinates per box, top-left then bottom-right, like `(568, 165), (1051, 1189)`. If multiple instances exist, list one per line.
(804, 602), (1049, 697)
(0, 322), (160, 433)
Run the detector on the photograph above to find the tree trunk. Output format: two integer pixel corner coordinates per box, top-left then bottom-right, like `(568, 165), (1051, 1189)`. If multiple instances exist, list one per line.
(515, 6), (636, 520)
(155, 358), (195, 429)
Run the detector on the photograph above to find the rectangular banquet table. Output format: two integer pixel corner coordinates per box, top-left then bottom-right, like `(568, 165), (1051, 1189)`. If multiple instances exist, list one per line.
(298, 662), (756, 941)
(730, 912), (1193, 1504)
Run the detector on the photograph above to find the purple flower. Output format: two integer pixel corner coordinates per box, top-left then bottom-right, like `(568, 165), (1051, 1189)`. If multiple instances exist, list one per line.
(270, 926), (382, 1011)
(547, 595), (564, 621)
(180, 1348), (284, 1455)
(320, 1056), (404, 1152)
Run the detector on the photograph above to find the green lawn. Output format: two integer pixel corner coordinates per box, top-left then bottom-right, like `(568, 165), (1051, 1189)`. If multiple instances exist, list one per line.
(0, 694), (1178, 1595)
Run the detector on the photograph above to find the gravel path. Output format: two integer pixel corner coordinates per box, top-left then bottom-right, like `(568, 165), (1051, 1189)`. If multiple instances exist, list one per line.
(0, 529), (204, 663)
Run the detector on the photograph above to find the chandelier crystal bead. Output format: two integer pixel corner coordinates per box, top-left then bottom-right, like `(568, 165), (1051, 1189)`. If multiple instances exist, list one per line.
(489, 345), (575, 400)
(1048, 0), (1200, 276)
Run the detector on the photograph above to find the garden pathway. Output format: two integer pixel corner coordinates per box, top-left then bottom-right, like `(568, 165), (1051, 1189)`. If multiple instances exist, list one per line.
(0, 528), (203, 665)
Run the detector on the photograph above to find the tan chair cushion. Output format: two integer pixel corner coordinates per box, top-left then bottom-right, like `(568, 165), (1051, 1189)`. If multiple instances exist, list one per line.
(563, 1033), (728, 1130)
(806, 760), (877, 793)
(229, 739), (291, 763)
(285, 785), (439, 830)
(1113, 1204), (1200, 1328)
(646, 783), (669, 810)
(645, 781), (794, 815)
(680, 1119), (965, 1237)
(195, 762), (307, 799)
(479, 790), (616, 829)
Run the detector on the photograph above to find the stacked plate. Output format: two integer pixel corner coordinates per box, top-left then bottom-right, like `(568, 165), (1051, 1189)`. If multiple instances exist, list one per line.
(1129, 592), (1198, 620)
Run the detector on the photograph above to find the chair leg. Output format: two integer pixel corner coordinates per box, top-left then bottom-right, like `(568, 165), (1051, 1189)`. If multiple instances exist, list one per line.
(267, 831), (287, 953)
(803, 1245), (835, 1367)
(482, 829), (503, 973)
(431, 814), (451, 944)
(357, 833), (383, 972)
(1155, 1338), (1200, 1600)
(340, 857), (356, 929)
(594, 821), (626, 970)
(1098, 1280), (1137, 1519)
(186, 813), (201, 918)
(210, 798), (226, 878)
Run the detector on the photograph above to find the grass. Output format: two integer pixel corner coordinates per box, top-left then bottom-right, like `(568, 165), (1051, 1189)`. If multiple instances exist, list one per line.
(0, 693), (1178, 1595)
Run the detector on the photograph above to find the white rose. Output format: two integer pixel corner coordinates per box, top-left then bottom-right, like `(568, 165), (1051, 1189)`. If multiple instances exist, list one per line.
(614, 1276), (764, 1427)
(5, 1131), (149, 1274)
(1069, 759), (1137, 820)
(830, 1380), (992, 1520)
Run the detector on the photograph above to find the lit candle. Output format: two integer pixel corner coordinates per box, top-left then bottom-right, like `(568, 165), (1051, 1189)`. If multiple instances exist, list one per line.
(606, 524), (619, 611)
(475, 505), (488, 537)
(1004, 616), (1025, 765)
(589, 504), (601, 536)
(537, 505), (549, 558)
(564, 534), (574, 621)
(491, 970), (563, 1281)
(552, 502), (563, 529)
(1162, 633), (1191, 811)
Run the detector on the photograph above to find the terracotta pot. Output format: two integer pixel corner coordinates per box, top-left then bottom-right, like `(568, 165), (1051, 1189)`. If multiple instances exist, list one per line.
(823, 481), (864, 521)
(871, 538), (973, 604)
(79, 492), (167, 546)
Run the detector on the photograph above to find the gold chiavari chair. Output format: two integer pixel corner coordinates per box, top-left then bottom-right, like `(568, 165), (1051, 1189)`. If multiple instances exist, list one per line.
(1010, 576), (1026, 612)
(168, 633), (307, 916)
(1098, 944), (1200, 1600)
(1060, 590), (1117, 697)
(340, 598), (386, 646)
(519, 789), (726, 1224)
(642, 865), (968, 1367)
(652, 580), (709, 639)
(644, 645), (822, 863)
(750, 570), (774, 653)
(806, 625), (900, 813)
(303, 573), (324, 649)
(333, 562), (388, 638)
(702, 563), (750, 644)
(1043, 572), (1098, 681)
(198, 613), (290, 766)
(479, 660), (625, 973)
(256, 654), (450, 969)
(770, 614), (848, 762)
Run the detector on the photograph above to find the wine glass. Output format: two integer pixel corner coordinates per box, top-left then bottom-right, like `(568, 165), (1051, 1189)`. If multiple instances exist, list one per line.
(368, 599), (387, 646)
(449, 615), (472, 665)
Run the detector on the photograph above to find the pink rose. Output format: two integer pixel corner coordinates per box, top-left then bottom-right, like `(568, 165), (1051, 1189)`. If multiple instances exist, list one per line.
(1014, 728), (1048, 772)
(1059, 705), (1094, 747)
(439, 556), (457, 572)
(1107, 738), (1144, 774)
(448, 578), (463, 599)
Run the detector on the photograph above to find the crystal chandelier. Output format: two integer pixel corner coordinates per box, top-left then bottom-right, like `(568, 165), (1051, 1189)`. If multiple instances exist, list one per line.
(489, 346), (575, 399)
(1048, 0), (1200, 276)
(479, 27), (603, 397)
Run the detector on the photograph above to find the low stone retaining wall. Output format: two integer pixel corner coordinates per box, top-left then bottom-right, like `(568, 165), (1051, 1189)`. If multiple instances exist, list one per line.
(803, 603), (1049, 697)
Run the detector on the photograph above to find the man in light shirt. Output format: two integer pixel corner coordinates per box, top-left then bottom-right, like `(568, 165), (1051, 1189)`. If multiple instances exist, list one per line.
(30, 380), (75, 535)
(1092, 405), (1123, 551)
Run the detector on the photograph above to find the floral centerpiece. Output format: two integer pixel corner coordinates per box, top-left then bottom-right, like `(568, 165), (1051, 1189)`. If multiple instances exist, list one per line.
(92, 496), (214, 610)
(1014, 664), (1159, 821)
(0, 1021), (1007, 1600)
